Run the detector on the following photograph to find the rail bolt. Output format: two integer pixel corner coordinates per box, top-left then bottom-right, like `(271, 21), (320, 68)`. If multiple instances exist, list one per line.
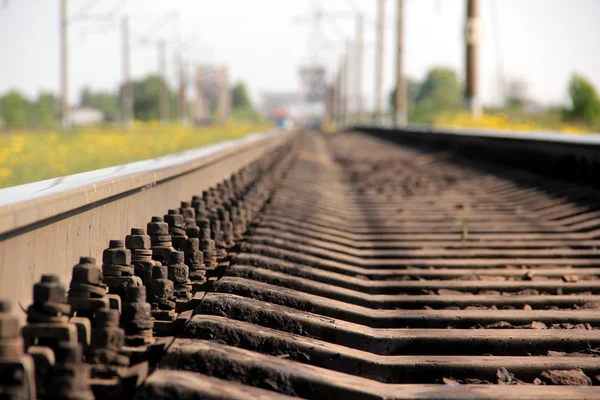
(102, 240), (132, 266)
(125, 228), (151, 250)
(33, 276), (67, 304)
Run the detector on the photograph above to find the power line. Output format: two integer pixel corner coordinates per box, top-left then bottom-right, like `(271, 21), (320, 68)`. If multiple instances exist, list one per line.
(70, 0), (101, 21)
(395, 0), (406, 127)
(140, 10), (179, 39)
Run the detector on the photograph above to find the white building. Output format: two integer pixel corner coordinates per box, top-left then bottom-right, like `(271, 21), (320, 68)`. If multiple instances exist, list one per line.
(70, 107), (105, 127)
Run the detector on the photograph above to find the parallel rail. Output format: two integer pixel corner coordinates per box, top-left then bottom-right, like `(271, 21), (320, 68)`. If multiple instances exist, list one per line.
(2, 126), (600, 399)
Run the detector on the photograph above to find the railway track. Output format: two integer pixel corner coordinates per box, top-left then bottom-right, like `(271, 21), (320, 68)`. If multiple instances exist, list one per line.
(2, 128), (600, 399)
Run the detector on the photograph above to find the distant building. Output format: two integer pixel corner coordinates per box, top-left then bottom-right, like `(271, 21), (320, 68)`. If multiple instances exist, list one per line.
(261, 92), (300, 119)
(193, 64), (231, 124)
(260, 65), (328, 130)
(70, 107), (104, 127)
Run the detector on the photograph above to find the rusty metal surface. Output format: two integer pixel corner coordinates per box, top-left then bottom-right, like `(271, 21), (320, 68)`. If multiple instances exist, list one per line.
(3, 129), (600, 399)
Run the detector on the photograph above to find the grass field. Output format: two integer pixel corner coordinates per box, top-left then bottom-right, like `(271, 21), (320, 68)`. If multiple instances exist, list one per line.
(0, 120), (273, 189)
(435, 111), (595, 134)
(326, 111), (596, 135)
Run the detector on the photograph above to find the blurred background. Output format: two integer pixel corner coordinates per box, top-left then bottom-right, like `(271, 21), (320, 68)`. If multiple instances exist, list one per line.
(0, 0), (599, 188)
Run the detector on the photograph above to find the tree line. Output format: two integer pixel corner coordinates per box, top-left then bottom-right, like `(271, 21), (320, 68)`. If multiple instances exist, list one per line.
(390, 68), (600, 129)
(0, 76), (257, 128)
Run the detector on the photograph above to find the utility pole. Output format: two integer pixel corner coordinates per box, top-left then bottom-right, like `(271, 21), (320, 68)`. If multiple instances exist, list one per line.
(355, 12), (364, 123)
(158, 40), (169, 124)
(178, 56), (187, 124)
(375, 0), (385, 122)
(335, 68), (343, 127)
(332, 65), (340, 127)
(339, 63), (345, 127)
(121, 15), (133, 129)
(60, 0), (70, 130)
(394, 0), (406, 127)
(216, 66), (230, 123)
(465, 0), (481, 117)
(343, 41), (351, 128)
(339, 66), (344, 127)
(195, 65), (205, 122)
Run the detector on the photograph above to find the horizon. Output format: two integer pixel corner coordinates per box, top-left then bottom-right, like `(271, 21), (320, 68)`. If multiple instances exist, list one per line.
(1, 0), (599, 110)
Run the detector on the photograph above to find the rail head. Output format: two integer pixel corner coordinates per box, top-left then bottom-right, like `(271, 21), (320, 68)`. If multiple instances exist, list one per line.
(355, 125), (600, 185)
(0, 128), (298, 326)
(0, 129), (290, 237)
(363, 122), (600, 145)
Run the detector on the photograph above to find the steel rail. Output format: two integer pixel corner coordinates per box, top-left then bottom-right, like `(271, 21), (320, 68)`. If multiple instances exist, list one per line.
(0, 129), (293, 323)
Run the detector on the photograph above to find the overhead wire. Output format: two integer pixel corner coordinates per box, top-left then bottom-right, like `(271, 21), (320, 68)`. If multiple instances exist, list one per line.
(140, 10), (179, 40)
(70, 0), (102, 22)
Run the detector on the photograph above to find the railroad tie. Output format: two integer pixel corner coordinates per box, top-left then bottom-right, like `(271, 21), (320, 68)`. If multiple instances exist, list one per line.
(176, 132), (600, 399)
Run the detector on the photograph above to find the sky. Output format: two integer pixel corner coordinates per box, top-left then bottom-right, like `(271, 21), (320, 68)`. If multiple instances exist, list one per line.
(1, 0), (599, 110)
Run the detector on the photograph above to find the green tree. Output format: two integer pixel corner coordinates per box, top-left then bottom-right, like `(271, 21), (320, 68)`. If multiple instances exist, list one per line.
(80, 87), (94, 108)
(34, 92), (59, 127)
(389, 68), (461, 124)
(0, 91), (30, 127)
(563, 74), (600, 126)
(231, 82), (252, 109)
(119, 76), (174, 121)
(389, 78), (420, 112)
(79, 87), (119, 121)
(415, 67), (461, 110)
(230, 82), (260, 121)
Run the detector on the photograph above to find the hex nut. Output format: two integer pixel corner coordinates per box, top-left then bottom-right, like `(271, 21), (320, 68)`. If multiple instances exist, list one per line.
(109, 240), (124, 249)
(71, 264), (103, 285)
(185, 252), (203, 267)
(102, 247), (132, 266)
(150, 235), (172, 244)
(183, 238), (200, 252)
(0, 300), (11, 313)
(186, 226), (200, 238)
(41, 274), (60, 283)
(152, 265), (168, 280)
(96, 309), (120, 327)
(180, 203), (195, 220)
(33, 281), (66, 304)
(192, 199), (206, 212)
(54, 342), (82, 364)
(168, 264), (189, 283)
(169, 251), (185, 265)
(147, 220), (169, 236)
(164, 212), (185, 229)
(124, 286), (146, 303)
(149, 279), (174, 298)
(79, 257), (96, 265)
(91, 328), (124, 350)
(200, 227), (212, 241)
(0, 315), (19, 338)
(122, 302), (151, 319)
(107, 295), (121, 313)
(125, 235), (151, 250)
(184, 217), (196, 227)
